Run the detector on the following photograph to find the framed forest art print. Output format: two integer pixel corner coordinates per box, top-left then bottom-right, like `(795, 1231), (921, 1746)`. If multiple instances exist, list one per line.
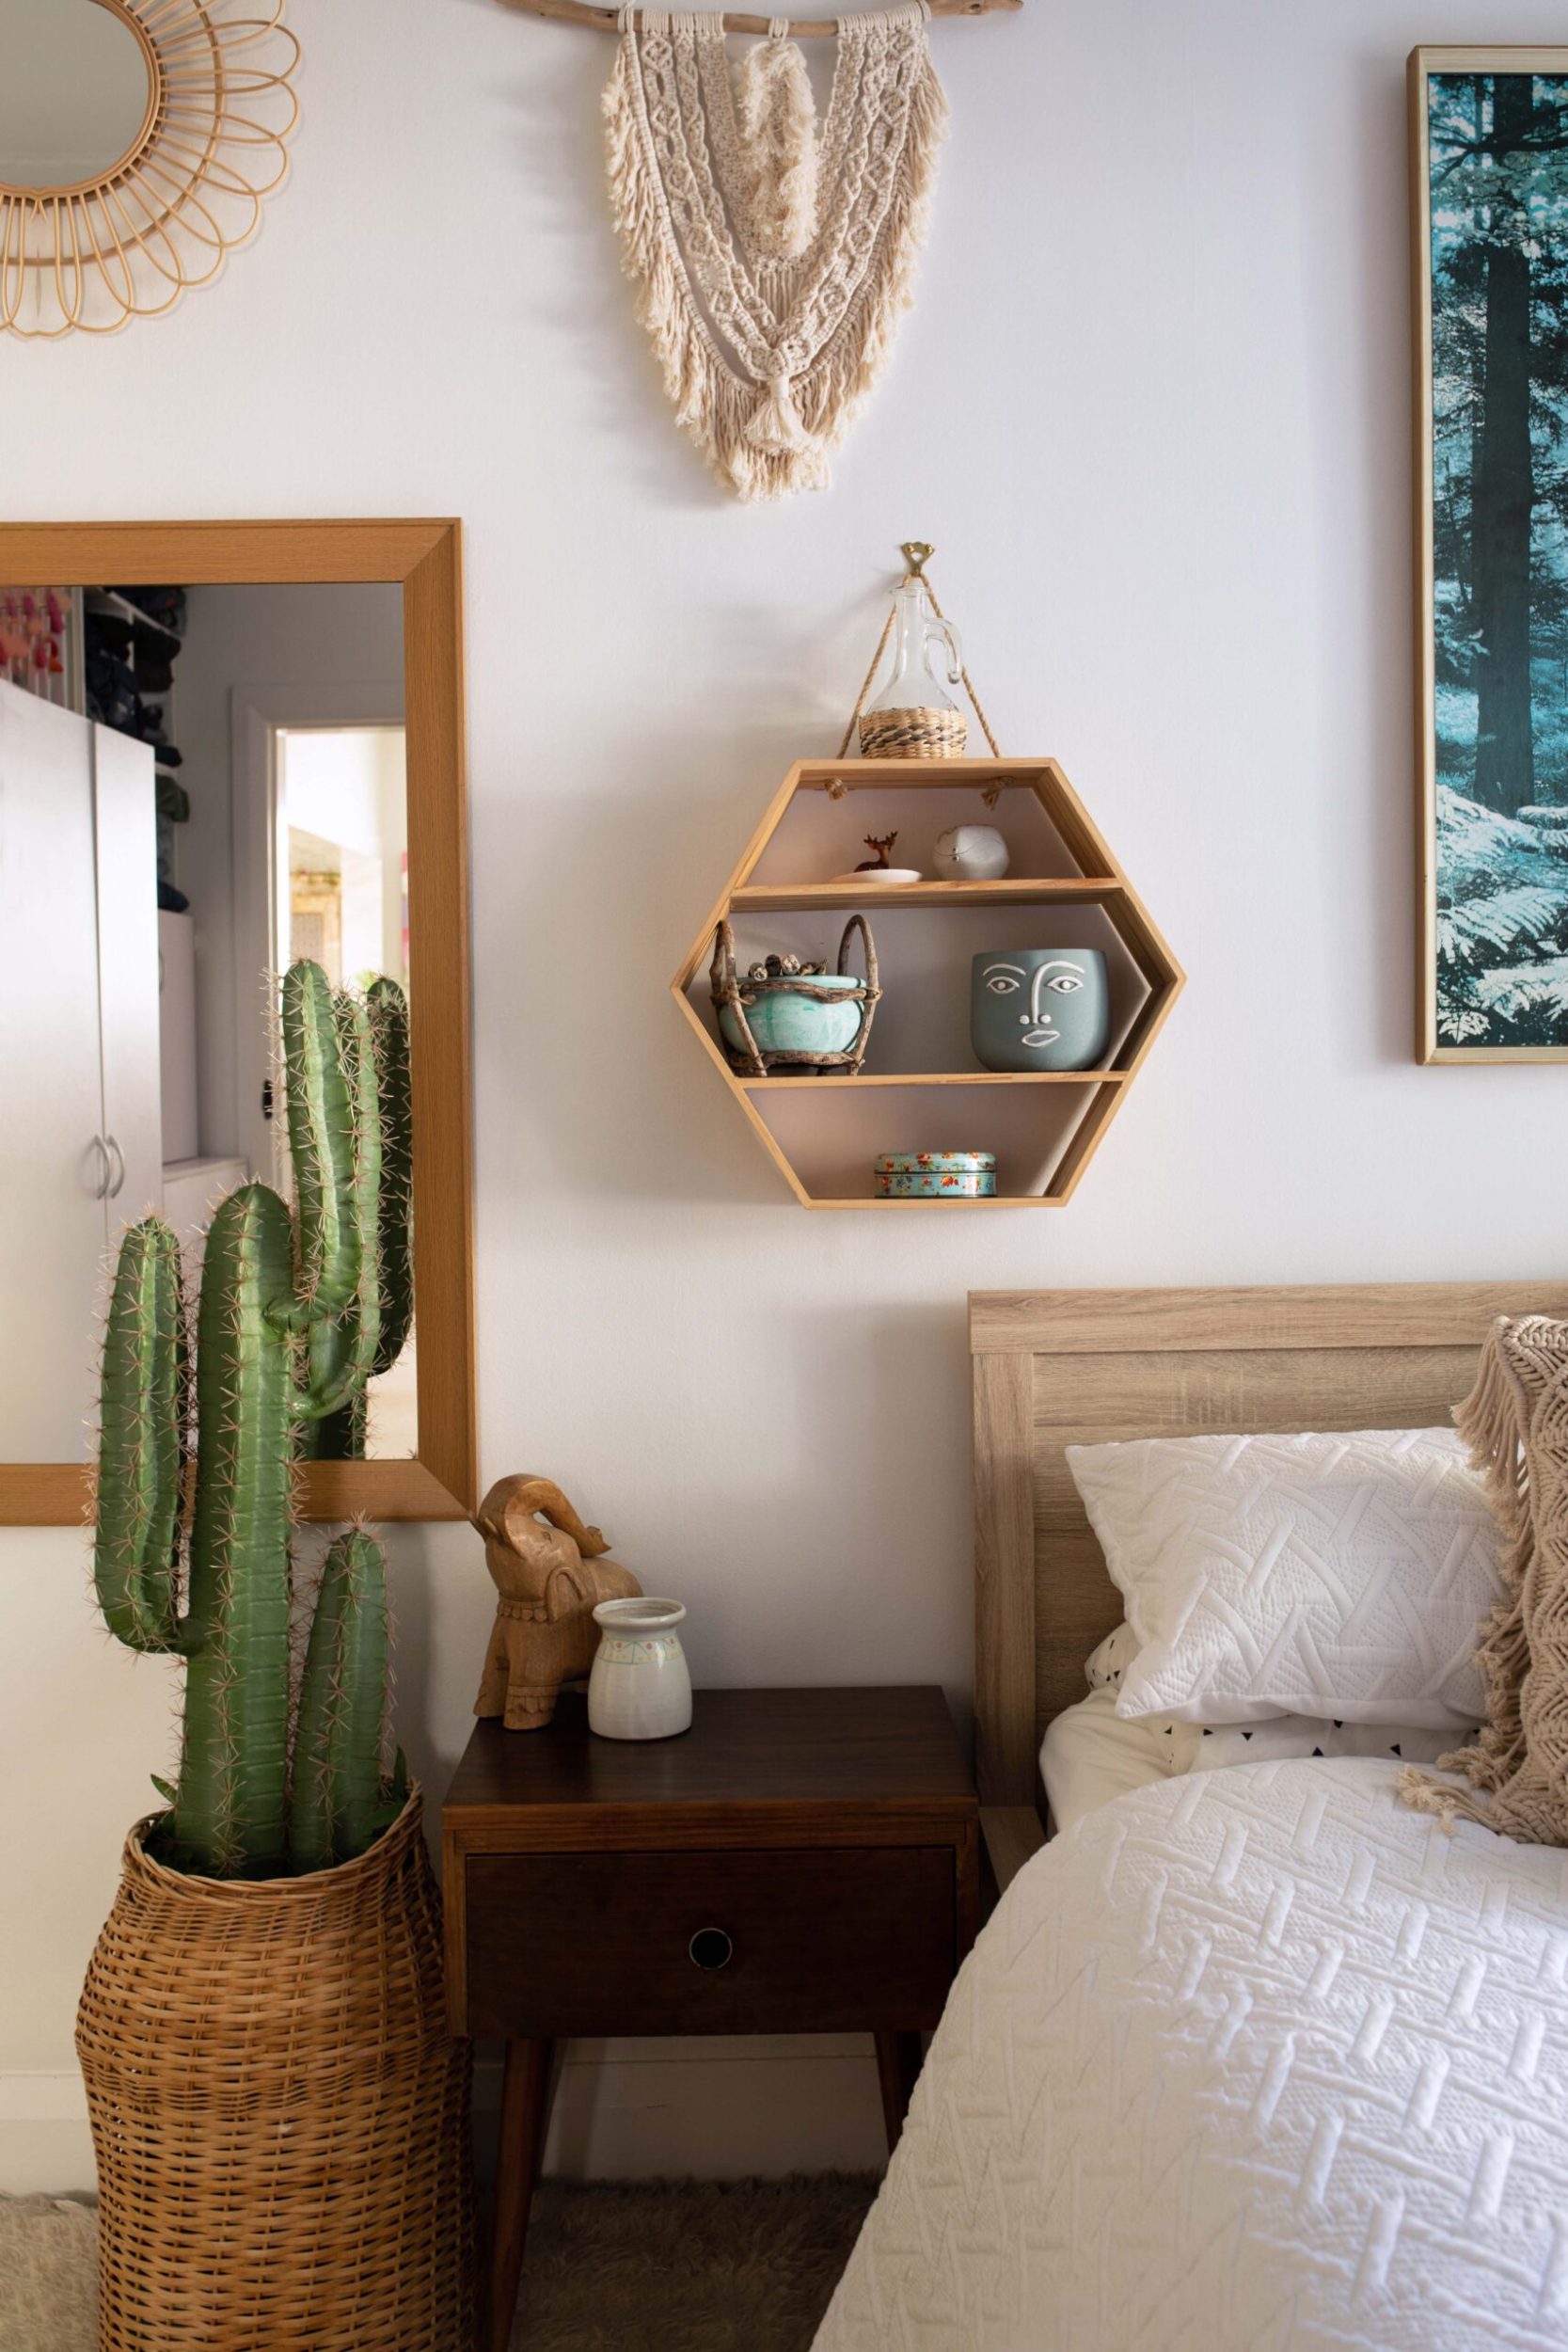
(1413, 49), (1568, 1060)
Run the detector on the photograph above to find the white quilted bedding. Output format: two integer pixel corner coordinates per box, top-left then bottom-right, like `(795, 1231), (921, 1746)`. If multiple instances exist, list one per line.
(815, 1758), (1568, 2352)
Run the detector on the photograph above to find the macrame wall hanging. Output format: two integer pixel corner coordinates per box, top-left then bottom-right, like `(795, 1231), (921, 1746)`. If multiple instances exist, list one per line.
(604, 4), (946, 501)
(490, 0), (1019, 494)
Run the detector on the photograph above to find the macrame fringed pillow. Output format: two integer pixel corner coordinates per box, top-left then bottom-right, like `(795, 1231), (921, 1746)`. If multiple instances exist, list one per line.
(603, 3), (946, 501)
(1400, 1315), (1568, 1845)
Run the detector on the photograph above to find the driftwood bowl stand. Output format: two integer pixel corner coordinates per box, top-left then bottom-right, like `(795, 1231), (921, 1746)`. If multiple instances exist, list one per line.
(710, 914), (880, 1076)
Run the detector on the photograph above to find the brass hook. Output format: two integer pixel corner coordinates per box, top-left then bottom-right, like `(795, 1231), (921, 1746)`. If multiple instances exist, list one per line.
(900, 541), (934, 578)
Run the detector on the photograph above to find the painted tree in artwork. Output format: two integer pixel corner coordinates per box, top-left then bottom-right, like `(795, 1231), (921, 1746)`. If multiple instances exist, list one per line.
(1471, 72), (1535, 815)
(1429, 71), (1568, 1042)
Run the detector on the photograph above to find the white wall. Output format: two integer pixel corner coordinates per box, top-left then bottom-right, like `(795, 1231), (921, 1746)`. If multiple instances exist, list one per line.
(3, 0), (1564, 2189)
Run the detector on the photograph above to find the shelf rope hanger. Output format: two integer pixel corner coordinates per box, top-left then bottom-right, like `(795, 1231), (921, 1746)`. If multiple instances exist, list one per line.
(493, 0), (1019, 36)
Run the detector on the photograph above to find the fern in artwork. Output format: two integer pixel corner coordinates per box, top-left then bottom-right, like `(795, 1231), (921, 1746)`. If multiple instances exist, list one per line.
(1435, 787), (1568, 1044)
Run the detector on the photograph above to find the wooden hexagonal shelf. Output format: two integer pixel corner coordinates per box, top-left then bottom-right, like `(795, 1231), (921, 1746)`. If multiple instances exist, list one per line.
(671, 758), (1183, 1208)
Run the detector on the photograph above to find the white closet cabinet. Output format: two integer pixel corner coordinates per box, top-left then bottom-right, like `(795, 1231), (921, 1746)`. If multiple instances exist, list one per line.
(0, 679), (161, 1459)
(93, 720), (163, 1225)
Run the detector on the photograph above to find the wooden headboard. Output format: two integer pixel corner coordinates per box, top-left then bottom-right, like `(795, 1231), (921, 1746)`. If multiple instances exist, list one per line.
(969, 1283), (1568, 1880)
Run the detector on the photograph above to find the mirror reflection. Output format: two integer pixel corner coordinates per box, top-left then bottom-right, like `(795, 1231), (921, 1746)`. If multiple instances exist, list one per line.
(0, 0), (153, 190)
(0, 581), (414, 1463)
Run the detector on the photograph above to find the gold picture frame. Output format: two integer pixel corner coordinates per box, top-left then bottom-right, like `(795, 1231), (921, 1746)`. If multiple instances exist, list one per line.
(1412, 47), (1568, 1061)
(0, 0), (299, 340)
(0, 519), (476, 1528)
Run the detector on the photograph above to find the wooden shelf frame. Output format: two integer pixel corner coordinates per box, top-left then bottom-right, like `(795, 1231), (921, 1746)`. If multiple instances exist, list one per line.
(670, 758), (1183, 1210)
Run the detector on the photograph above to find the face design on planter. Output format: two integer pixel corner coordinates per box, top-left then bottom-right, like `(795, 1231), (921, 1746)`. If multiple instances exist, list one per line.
(981, 957), (1089, 1051)
(971, 946), (1110, 1073)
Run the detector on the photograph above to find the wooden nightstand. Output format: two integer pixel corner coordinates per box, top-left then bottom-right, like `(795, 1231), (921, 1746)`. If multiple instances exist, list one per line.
(443, 1685), (978, 2352)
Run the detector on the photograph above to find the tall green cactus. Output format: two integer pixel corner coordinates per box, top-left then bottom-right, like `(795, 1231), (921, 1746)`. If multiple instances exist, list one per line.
(176, 1184), (296, 1872)
(92, 960), (413, 1880)
(293, 1529), (406, 1872)
(303, 976), (413, 1463)
(95, 1220), (186, 1657)
(368, 977), (415, 1380)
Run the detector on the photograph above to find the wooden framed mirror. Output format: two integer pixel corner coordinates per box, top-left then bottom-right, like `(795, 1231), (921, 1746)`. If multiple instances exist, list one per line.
(0, 519), (475, 1524)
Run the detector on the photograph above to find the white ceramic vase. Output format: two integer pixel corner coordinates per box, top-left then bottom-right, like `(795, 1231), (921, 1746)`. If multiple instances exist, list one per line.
(587, 1597), (693, 1741)
(933, 823), (1009, 882)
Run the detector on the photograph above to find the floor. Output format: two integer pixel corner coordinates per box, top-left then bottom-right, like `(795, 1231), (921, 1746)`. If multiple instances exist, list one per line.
(512, 2176), (877, 2348)
(0, 2174), (878, 2352)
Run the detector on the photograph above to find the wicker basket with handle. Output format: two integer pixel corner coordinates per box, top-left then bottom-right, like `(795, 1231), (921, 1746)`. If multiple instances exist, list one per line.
(76, 1787), (473, 2351)
(710, 914), (880, 1075)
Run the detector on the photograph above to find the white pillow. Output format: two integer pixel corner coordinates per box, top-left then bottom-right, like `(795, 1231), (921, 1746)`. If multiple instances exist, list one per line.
(1068, 1427), (1504, 1730)
(1082, 1626), (1477, 1769)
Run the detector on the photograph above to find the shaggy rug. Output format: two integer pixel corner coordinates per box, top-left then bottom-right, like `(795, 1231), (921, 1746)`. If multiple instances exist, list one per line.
(513, 2175), (877, 2349)
(0, 2198), (96, 2352)
(0, 2174), (878, 2352)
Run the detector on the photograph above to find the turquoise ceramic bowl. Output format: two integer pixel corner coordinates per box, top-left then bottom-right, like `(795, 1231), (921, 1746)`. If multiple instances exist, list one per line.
(874, 1152), (997, 1200)
(720, 975), (863, 1060)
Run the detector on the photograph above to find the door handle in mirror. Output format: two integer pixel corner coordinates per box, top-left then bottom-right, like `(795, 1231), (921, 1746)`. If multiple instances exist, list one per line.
(105, 1136), (126, 1200)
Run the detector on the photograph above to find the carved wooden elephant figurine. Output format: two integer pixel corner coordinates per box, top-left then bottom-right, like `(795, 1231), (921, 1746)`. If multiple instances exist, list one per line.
(472, 1474), (642, 1730)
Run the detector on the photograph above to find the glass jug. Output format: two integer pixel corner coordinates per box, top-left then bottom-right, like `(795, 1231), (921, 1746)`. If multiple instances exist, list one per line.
(860, 550), (968, 758)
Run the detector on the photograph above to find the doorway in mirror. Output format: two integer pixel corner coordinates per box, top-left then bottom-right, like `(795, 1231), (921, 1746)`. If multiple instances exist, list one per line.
(277, 720), (416, 1460)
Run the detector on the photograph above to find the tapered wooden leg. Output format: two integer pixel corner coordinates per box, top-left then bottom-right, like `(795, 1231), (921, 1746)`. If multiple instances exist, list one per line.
(487, 2038), (556, 2352)
(874, 2029), (924, 2154)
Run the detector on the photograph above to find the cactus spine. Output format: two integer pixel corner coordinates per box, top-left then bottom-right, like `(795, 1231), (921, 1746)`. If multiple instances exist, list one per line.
(92, 960), (413, 1880)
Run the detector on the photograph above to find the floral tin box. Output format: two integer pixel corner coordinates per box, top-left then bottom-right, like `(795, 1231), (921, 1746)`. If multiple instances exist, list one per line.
(872, 1151), (996, 1200)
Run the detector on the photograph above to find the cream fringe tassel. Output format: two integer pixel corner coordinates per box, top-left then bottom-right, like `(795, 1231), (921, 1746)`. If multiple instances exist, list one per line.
(734, 35), (818, 263)
(603, 28), (946, 502)
(1399, 1316), (1568, 1842)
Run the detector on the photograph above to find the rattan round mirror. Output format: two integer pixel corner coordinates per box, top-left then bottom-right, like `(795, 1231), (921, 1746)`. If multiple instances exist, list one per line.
(0, 0), (298, 338)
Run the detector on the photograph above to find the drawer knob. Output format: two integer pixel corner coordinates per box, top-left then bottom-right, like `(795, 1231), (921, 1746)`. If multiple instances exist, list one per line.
(689, 1926), (733, 1972)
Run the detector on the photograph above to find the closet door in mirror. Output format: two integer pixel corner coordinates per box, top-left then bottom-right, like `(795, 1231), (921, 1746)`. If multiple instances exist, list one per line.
(92, 721), (162, 1230)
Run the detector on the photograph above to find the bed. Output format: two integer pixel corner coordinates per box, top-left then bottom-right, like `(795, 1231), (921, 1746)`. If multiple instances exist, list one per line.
(816, 1282), (1568, 2352)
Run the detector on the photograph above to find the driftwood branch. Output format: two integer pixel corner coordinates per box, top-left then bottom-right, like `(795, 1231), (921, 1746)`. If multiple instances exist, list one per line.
(495, 0), (1020, 34)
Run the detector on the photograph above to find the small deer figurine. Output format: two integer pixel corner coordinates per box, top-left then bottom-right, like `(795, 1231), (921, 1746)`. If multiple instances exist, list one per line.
(855, 831), (899, 871)
(472, 1475), (642, 1730)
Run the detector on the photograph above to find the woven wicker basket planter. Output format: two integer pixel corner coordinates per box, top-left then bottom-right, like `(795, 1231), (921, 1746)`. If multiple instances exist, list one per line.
(76, 1788), (473, 2352)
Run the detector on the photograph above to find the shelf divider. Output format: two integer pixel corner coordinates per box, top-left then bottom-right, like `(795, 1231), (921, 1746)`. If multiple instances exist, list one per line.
(730, 878), (1118, 912)
(739, 1070), (1128, 1089)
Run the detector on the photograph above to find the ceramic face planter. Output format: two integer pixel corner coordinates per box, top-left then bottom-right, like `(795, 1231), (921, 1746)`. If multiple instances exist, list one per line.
(971, 948), (1109, 1072)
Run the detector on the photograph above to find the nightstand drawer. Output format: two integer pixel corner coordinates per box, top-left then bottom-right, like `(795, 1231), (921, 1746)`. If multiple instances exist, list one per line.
(465, 1845), (958, 2037)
